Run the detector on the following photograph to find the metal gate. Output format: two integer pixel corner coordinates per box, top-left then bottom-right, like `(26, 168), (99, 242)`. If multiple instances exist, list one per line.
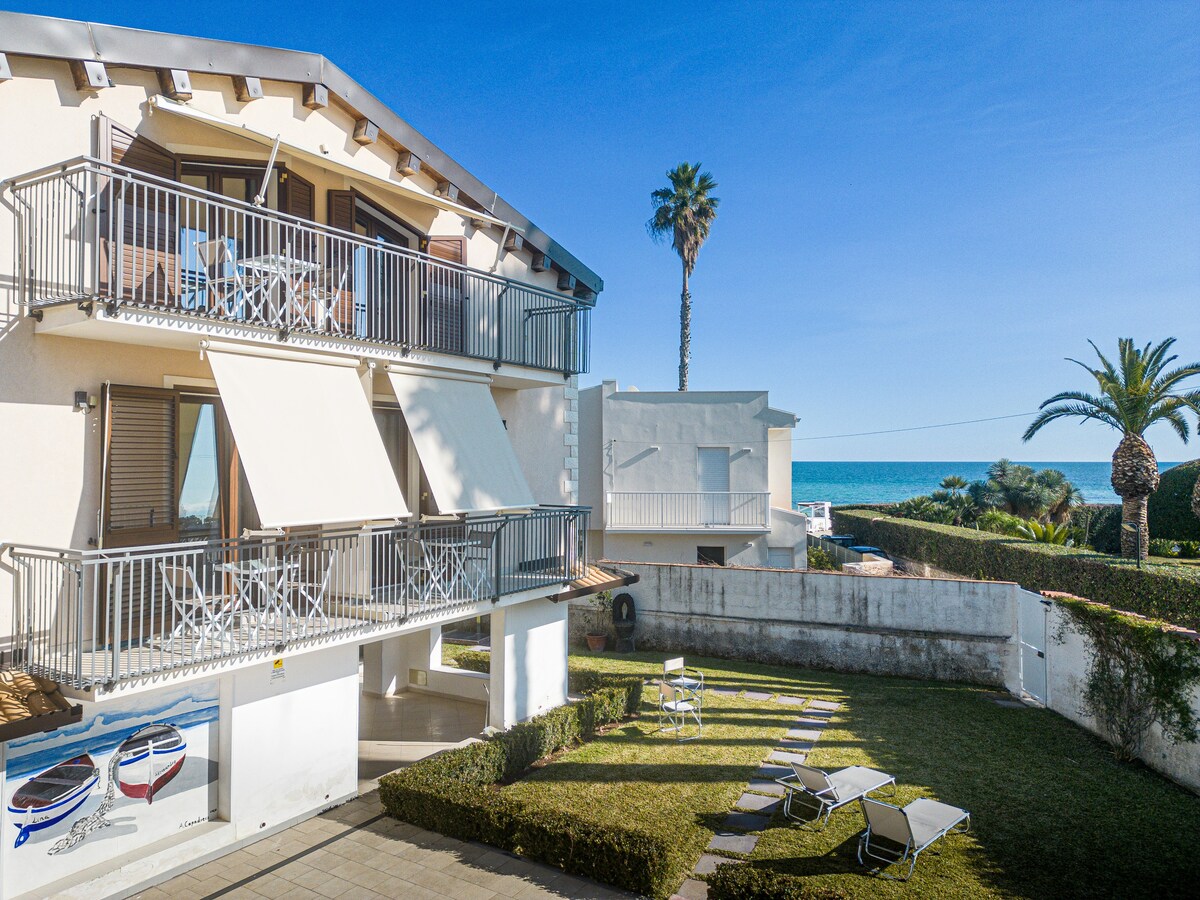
(1018, 591), (1050, 704)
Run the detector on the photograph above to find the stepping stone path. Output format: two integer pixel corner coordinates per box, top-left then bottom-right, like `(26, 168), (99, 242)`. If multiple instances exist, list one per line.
(673, 695), (845, 900)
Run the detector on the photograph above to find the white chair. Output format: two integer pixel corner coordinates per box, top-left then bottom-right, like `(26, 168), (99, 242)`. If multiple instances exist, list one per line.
(777, 762), (896, 829)
(160, 561), (232, 655)
(195, 238), (264, 320)
(290, 549), (334, 635)
(663, 657), (704, 706)
(858, 797), (970, 880)
(463, 528), (496, 597)
(657, 680), (701, 740)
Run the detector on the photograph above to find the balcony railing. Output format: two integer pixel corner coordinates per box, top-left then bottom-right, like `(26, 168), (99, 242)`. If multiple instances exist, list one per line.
(5, 157), (591, 375)
(606, 491), (770, 529)
(4, 507), (588, 689)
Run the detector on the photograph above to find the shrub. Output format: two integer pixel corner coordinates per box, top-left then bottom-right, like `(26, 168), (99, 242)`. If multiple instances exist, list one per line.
(377, 677), (676, 896)
(831, 509), (1200, 629)
(707, 864), (850, 900)
(454, 649), (492, 673)
(1179, 541), (1200, 560)
(805, 546), (837, 571)
(1070, 505), (1122, 553)
(1150, 538), (1180, 558)
(976, 509), (1026, 537)
(1148, 459), (1200, 541)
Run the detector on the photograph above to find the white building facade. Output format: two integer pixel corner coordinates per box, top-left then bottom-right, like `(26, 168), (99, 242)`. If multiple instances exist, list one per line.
(579, 381), (808, 569)
(0, 13), (619, 898)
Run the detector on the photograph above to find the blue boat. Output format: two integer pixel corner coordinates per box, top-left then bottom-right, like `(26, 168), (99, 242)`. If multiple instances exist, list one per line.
(7, 754), (99, 848)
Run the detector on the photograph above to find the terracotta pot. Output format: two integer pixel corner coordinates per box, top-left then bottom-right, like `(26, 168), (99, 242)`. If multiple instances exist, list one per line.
(585, 633), (608, 652)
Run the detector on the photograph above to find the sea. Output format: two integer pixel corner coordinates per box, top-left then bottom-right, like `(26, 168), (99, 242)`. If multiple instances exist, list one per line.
(792, 461), (1183, 507)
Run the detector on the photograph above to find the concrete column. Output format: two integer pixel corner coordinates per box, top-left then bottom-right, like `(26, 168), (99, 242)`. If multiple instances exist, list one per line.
(489, 598), (569, 729)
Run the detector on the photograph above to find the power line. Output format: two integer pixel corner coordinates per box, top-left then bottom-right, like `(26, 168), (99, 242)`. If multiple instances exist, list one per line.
(793, 412), (1038, 442)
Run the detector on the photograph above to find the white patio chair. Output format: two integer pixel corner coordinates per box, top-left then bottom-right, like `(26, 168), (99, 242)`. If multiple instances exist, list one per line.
(160, 561), (232, 655)
(663, 657), (704, 706)
(194, 238), (265, 320)
(299, 257), (350, 334)
(290, 548), (334, 635)
(857, 797), (970, 880)
(656, 679), (701, 740)
(776, 762), (896, 829)
(463, 528), (496, 597)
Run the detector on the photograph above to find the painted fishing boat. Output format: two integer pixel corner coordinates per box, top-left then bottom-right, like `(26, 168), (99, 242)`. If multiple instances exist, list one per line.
(117, 724), (186, 804)
(7, 754), (99, 848)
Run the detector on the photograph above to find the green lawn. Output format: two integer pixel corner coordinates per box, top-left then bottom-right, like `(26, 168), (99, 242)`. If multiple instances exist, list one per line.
(500, 652), (1200, 899)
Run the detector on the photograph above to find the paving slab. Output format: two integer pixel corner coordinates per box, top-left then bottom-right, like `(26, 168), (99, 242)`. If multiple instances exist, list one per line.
(708, 686), (740, 697)
(795, 715), (831, 726)
(777, 739), (814, 752)
(734, 792), (781, 813)
(747, 778), (787, 796)
(673, 877), (710, 900)
(693, 854), (746, 876)
(707, 832), (760, 855)
(742, 691), (773, 701)
(808, 700), (842, 711)
(786, 728), (824, 742)
(768, 750), (808, 765)
(775, 695), (807, 706)
(753, 764), (792, 780)
(720, 810), (772, 832)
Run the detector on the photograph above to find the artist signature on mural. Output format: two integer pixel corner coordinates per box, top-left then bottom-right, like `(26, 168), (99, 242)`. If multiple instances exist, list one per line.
(179, 815), (207, 830)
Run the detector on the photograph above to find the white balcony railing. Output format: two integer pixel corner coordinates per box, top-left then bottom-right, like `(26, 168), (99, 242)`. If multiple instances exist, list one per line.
(5, 508), (588, 689)
(605, 491), (770, 530)
(5, 157), (591, 375)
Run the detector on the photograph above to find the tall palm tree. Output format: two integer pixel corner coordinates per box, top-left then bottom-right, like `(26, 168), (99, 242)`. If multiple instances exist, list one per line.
(647, 163), (719, 391)
(1023, 338), (1200, 559)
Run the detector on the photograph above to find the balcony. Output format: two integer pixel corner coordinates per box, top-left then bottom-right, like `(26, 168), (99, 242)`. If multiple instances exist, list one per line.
(605, 491), (770, 531)
(5, 158), (590, 375)
(5, 507), (588, 690)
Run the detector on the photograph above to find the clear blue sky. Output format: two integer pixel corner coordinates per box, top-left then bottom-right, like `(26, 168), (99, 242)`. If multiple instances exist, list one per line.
(13, 1), (1198, 461)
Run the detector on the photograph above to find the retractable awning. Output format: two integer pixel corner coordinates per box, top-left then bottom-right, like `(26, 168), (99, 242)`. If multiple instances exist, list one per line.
(384, 368), (535, 514)
(147, 94), (512, 228)
(205, 345), (410, 528)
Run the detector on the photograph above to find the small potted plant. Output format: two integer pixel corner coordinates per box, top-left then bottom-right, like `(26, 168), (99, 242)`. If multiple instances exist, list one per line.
(584, 590), (611, 652)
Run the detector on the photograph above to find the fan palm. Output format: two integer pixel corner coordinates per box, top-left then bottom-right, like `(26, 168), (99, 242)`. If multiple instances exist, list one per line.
(940, 475), (970, 496)
(647, 162), (719, 391)
(1023, 338), (1200, 558)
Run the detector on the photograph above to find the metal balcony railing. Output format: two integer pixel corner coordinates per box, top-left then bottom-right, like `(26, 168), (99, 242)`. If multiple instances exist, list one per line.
(5, 158), (591, 375)
(605, 491), (771, 529)
(4, 508), (588, 689)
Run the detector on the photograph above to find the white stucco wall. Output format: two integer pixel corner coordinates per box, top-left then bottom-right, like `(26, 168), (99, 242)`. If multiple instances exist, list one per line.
(768, 427), (793, 512)
(602, 534), (768, 567)
(492, 381), (576, 507)
(489, 597), (568, 728)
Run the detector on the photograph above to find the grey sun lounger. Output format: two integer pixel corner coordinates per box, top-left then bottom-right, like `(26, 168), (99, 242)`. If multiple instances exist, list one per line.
(857, 797), (970, 880)
(775, 762), (895, 829)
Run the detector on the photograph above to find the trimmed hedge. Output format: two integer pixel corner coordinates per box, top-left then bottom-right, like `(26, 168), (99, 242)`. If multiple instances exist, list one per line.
(1148, 459), (1200, 541)
(1070, 504), (1122, 554)
(708, 864), (850, 900)
(832, 509), (1200, 630)
(376, 677), (682, 897)
(454, 648), (492, 673)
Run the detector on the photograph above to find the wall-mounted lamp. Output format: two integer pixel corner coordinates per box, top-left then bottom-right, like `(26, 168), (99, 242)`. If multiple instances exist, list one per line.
(649, 445), (660, 451)
(74, 391), (97, 414)
(741, 447), (754, 454)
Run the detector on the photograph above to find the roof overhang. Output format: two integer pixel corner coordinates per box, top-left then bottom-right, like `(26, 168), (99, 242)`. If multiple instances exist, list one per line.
(554, 564), (640, 602)
(0, 10), (603, 298)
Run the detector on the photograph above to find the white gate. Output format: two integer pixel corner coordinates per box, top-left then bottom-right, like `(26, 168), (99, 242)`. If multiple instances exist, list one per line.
(1018, 590), (1050, 704)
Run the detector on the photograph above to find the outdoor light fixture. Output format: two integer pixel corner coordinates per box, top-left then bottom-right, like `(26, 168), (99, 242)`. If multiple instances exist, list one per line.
(73, 391), (96, 414)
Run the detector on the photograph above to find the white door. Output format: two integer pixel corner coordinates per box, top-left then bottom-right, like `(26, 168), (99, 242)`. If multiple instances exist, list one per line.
(698, 447), (730, 525)
(1018, 590), (1049, 704)
(767, 547), (794, 569)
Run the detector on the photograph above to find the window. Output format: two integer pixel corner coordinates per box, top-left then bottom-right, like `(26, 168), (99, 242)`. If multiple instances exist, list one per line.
(697, 546), (726, 566)
(698, 447), (731, 525)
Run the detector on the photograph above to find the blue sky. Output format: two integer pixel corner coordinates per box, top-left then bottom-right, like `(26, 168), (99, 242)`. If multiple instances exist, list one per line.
(14, 1), (1198, 461)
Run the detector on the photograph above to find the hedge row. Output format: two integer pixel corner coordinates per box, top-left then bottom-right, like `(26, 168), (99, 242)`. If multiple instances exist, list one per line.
(376, 677), (683, 897)
(454, 648), (492, 673)
(708, 864), (849, 899)
(831, 509), (1200, 630)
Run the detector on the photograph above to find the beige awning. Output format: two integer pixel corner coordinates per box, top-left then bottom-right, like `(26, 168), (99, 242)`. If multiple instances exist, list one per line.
(206, 345), (410, 528)
(147, 94), (511, 228)
(384, 368), (535, 514)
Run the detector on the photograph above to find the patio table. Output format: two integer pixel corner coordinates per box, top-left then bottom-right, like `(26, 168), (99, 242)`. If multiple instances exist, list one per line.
(220, 557), (299, 638)
(420, 535), (486, 604)
(240, 252), (322, 328)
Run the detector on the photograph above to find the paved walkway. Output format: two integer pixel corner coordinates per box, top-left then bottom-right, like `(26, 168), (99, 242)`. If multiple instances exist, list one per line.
(137, 792), (634, 900)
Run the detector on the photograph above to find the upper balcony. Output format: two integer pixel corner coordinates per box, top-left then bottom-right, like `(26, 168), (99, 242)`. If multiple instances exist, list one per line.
(5, 158), (591, 376)
(605, 491), (771, 532)
(5, 507), (589, 693)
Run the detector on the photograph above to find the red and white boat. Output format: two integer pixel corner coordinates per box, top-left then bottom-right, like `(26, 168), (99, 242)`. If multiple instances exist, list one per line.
(116, 725), (186, 804)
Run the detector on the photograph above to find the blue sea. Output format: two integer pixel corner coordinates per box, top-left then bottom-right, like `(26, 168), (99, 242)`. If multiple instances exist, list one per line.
(792, 461), (1183, 507)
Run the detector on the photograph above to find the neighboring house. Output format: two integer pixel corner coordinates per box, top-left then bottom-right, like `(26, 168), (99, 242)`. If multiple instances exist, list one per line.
(0, 14), (627, 898)
(579, 381), (808, 569)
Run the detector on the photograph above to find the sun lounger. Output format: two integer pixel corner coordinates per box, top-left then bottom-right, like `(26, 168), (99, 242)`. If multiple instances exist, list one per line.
(776, 762), (895, 829)
(857, 797), (970, 880)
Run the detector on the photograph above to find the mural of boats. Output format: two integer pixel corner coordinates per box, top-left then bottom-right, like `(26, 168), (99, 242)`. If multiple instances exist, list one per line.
(7, 754), (99, 848)
(116, 724), (187, 804)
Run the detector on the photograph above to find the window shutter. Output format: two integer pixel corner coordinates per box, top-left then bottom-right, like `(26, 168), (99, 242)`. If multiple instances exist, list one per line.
(97, 116), (180, 304)
(281, 170), (315, 221)
(327, 189), (356, 233)
(424, 237), (466, 353)
(101, 384), (179, 547)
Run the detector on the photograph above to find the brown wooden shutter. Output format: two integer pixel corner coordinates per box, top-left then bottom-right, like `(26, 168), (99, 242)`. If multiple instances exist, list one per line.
(98, 116), (180, 305)
(281, 170), (315, 221)
(101, 384), (180, 548)
(326, 190), (358, 332)
(327, 189), (356, 232)
(424, 237), (466, 353)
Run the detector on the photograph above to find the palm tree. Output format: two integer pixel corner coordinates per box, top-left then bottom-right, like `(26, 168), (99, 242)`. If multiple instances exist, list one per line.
(647, 163), (719, 391)
(1023, 338), (1200, 559)
(940, 475), (970, 496)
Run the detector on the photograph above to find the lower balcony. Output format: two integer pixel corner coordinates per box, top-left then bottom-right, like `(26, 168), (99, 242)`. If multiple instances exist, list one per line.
(5, 508), (587, 690)
(605, 491), (770, 531)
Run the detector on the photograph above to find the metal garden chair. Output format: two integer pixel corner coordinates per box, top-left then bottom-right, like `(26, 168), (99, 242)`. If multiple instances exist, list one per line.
(776, 762), (896, 829)
(857, 797), (970, 880)
(656, 679), (702, 740)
